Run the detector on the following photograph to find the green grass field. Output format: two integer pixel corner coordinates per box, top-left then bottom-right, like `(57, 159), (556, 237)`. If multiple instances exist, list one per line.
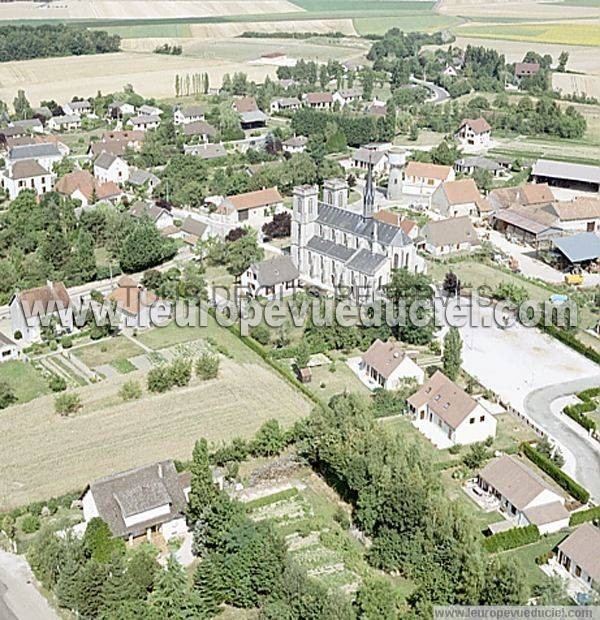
(0, 361), (49, 404)
(73, 337), (147, 368)
(355, 14), (462, 35)
(290, 0), (435, 11)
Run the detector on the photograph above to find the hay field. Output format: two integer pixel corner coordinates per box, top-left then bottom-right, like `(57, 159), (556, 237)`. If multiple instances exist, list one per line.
(553, 72), (600, 98)
(354, 13), (462, 35)
(0, 357), (312, 508)
(456, 20), (600, 46)
(437, 0), (599, 18)
(0, 0), (302, 21)
(0, 51), (278, 106)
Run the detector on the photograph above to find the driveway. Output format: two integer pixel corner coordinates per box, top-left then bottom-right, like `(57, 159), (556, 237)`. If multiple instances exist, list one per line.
(410, 76), (450, 104)
(0, 551), (58, 620)
(525, 377), (600, 501)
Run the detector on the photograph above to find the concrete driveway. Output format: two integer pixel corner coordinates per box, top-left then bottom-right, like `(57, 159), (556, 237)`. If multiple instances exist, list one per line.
(525, 377), (600, 501)
(0, 551), (58, 620)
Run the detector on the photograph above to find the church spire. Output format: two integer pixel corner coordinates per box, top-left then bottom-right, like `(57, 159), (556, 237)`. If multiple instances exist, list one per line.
(363, 157), (375, 219)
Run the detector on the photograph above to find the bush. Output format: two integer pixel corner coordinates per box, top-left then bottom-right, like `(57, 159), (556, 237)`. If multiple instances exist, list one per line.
(333, 506), (350, 530)
(147, 365), (172, 393)
(244, 488), (298, 510)
(60, 336), (73, 349)
(0, 379), (17, 409)
(522, 442), (589, 504)
(250, 419), (286, 456)
(196, 352), (220, 380)
(48, 374), (67, 392)
(20, 514), (41, 534)
(569, 505), (600, 526)
(483, 524), (539, 552)
(563, 388), (598, 432)
(462, 443), (488, 469)
(54, 392), (82, 416)
(250, 324), (271, 346)
(119, 380), (142, 401)
(168, 357), (192, 387)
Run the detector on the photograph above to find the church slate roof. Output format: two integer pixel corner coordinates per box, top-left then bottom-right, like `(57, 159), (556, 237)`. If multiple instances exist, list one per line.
(346, 249), (387, 276)
(306, 237), (355, 262)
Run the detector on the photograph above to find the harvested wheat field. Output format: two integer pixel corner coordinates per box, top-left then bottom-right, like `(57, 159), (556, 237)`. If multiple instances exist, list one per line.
(0, 0), (302, 21)
(189, 18), (357, 38)
(0, 52), (277, 107)
(438, 0), (598, 18)
(0, 356), (312, 509)
(554, 71), (600, 98)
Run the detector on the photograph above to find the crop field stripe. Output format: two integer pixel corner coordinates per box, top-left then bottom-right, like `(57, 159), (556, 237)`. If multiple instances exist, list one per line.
(456, 23), (600, 47)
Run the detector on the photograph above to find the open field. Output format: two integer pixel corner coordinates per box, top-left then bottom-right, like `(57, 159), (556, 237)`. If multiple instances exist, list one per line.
(354, 13), (462, 35)
(0, 341), (312, 508)
(456, 21), (600, 47)
(554, 72), (600, 99)
(0, 360), (49, 404)
(73, 336), (147, 368)
(438, 0), (599, 19)
(0, 0), (302, 21)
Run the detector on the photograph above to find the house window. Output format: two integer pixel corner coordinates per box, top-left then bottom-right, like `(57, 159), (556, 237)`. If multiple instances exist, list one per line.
(479, 415), (485, 422)
(469, 417), (475, 424)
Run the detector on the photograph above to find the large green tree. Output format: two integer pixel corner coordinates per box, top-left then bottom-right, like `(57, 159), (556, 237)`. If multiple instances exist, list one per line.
(187, 438), (218, 524)
(442, 327), (462, 381)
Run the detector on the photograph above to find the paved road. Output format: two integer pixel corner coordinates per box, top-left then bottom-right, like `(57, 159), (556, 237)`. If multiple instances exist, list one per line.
(410, 76), (451, 104)
(524, 376), (600, 501)
(0, 551), (58, 620)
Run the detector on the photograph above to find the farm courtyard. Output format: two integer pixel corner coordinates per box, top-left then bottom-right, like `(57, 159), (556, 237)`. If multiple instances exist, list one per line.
(0, 323), (313, 509)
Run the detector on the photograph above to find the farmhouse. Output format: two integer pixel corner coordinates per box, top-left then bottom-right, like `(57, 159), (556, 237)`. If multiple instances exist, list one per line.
(1, 159), (53, 200)
(402, 161), (455, 196)
(556, 523), (600, 590)
(493, 205), (561, 248)
(101, 130), (145, 150)
(407, 370), (497, 447)
(531, 159), (600, 193)
(477, 455), (569, 534)
(183, 120), (217, 142)
(359, 339), (424, 390)
(291, 168), (425, 298)
(431, 178), (487, 218)
(179, 216), (209, 245)
(47, 114), (81, 132)
(184, 143), (227, 160)
(282, 135), (308, 154)
(62, 100), (92, 116)
(138, 104), (163, 117)
(130, 201), (173, 230)
(551, 197), (600, 233)
(10, 281), (72, 343)
(515, 62), (540, 78)
(173, 105), (205, 125)
(421, 216), (479, 256)
(241, 255), (299, 299)
(12, 118), (44, 134)
(0, 125), (28, 141)
(456, 117), (492, 149)
(107, 101), (136, 119)
(270, 97), (301, 113)
(108, 276), (166, 329)
(94, 153), (130, 185)
(304, 92), (333, 109)
(127, 114), (160, 132)
(488, 183), (554, 212)
(7, 142), (63, 171)
(454, 155), (509, 178)
(232, 97), (258, 114)
(128, 168), (160, 191)
(55, 170), (121, 208)
(351, 148), (388, 177)
(218, 187), (283, 228)
(333, 88), (363, 107)
(81, 460), (189, 543)
(0, 332), (19, 363)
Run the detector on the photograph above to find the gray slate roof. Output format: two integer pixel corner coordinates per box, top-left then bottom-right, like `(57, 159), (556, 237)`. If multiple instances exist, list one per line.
(306, 236), (356, 262)
(251, 255), (299, 286)
(84, 460), (187, 538)
(532, 159), (600, 185)
(8, 143), (61, 161)
(13, 118), (42, 129)
(554, 232), (600, 263)
(346, 248), (387, 276)
(129, 168), (159, 186)
(239, 110), (269, 124)
(95, 152), (117, 169)
(130, 201), (168, 223)
(182, 216), (208, 238)
(183, 120), (217, 137)
(352, 147), (386, 166)
(316, 203), (412, 247)
(184, 143), (227, 159)
(455, 156), (502, 172)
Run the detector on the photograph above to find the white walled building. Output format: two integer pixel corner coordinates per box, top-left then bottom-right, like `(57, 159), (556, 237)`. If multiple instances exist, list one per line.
(217, 187), (284, 229)
(407, 370), (497, 447)
(360, 339), (424, 389)
(1, 159), (54, 199)
(94, 153), (130, 185)
(556, 524), (600, 589)
(402, 161), (455, 197)
(241, 255), (300, 299)
(456, 117), (492, 149)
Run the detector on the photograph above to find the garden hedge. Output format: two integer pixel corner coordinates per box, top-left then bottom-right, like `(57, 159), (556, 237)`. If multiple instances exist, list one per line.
(569, 505), (600, 526)
(483, 524), (540, 552)
(244, 488), (299, 511)
(521, 443), (590, 504)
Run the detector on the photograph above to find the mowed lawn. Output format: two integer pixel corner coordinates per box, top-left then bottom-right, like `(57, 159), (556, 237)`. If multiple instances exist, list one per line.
(0, 360), (49, 404)
(0, 350), (313, 508)
(73, 336), (148, 368)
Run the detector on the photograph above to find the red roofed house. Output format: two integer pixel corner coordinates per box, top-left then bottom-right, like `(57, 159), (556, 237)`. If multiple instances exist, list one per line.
(56, 170), (121, 208)
(402, 161), (455, 197)
(515, 62), (540, 78)
(456, 117), (492, 149)
(10, 281), (73, 343)
(218, 187), (284, 229)
(360, 339), (424, 389)
(407, 370), (496, 448)
(108, 276), (169, 330)
(431, 178), (488, 218)
(304, 92), (333, 110)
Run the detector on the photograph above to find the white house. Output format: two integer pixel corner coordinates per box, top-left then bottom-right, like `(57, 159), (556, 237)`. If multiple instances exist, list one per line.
(282, 135), (308, 154)
(241, 255), (299, 299)
(7, 143), (63, 172)
(173, 105), (205, 126)
(333, 88), (363, 108)
(0, 332), (19, 363)
(55, 169), (121, 208)
(477, 455), (570, 535)
(407, 370), (497, 447)
(421, 216), (479, 256)
(360, 339), (424, 389)
(10, 281), (73, 343)
(431, 178), (487, 218)
(456, 117), (492, 149)
(138, 104), (163, 117)
(127, 115), (160, 132)
(443, 65), (458, 78)
(107, 101), (136, 119)
(128, 168), (160, 192)
(304, 92), (333, 109)
(351, 148), (388, 177)
(80, 460), (189, 543)
(108, 276), (168, 330)
(62, 100), (92, 116)
(11, 118), (44, 134)
(551, 197), (600, 233)
(270, 97), (301, 113)
(556, 523), (600, 589)
(402, 161), (455, 196)
(130, 201), (173, 230)
(1, 159), (54, 199)
(47, 114), (82, 132)
(94, 153), (130, 185)
(217, 187), (284, 229)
